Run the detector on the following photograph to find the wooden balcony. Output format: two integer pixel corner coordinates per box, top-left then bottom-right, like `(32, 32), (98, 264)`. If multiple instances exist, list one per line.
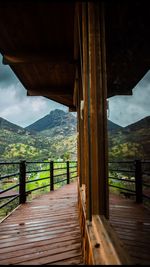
(0, 161), (150, 265)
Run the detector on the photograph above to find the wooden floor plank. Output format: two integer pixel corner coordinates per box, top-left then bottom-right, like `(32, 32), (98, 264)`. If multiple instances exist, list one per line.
(1, 181), (149, 265)
(110, 192), (150, 265)
(0, 181), (84, 265)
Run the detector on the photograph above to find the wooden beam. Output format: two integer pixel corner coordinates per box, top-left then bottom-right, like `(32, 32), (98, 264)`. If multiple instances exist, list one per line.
(2, 52), (77, 65)
(27, 86), (73, 97)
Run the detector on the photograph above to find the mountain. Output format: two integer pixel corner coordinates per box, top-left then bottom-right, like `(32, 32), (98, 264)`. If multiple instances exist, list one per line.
(2, 109), (149, 162)
(25, 109), (77, 132)
(123, 116), (150, 132)
(0, 117), (28, 134)
(108, 116), (150, 160)
(0, 110), (77, 161)
(26, 109), (122, 136)
(107, 120), (122, 133)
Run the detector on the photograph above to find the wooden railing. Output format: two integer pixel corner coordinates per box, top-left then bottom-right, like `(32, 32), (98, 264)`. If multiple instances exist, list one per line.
(108, 159), (150, 203)
(0, 160), (77, 220)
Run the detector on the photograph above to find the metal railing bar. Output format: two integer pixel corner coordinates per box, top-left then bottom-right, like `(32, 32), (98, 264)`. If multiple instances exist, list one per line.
(26, 176), (50, 184)
(109, 177), (135, 183)
(26, 169), (49, 174)
(0, 172), (20, 180)
(26, 183), (50, 194)
(0, 195), (19, 209)
(109, 161), (133, 164)
(70, 175), (78, 179)
(69, 171), (77, 174)
(0, 194), (19, 200)
(0, 183), (19, 194)
(26, 161), (49, 164)
(53, 173), (67, 178)
(0, 162), (20, 165)
(54, 178), (67, 185)
(109, 169), (135, 173)
(109, 184), (136, 193)
(53, 167), (67, 170)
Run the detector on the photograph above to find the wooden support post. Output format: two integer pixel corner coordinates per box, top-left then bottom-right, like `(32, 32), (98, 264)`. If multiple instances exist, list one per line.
(50, 161), (54, 191)
(82, 2), (91, 221)
(67, 161), (70, 184)
(88, 2), (109, 218)
(135, 160), (143, 203)
(19, 160), (26, 204)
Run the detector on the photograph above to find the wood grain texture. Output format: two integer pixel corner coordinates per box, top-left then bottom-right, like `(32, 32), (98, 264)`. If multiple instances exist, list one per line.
(0, 181), (84, 265)
(110, 193), (150, 265)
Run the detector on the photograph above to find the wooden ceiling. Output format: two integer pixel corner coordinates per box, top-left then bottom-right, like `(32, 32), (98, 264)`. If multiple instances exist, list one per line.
(105, 1), (150, 97)
(0, 1), (149, 108)
(0, 1), (76, 109)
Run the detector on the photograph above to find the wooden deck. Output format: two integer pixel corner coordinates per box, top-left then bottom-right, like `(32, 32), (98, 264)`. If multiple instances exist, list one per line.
(0, 182), (84, 265)
(1, 182), (150, 265)
(110, 193), (150, 265)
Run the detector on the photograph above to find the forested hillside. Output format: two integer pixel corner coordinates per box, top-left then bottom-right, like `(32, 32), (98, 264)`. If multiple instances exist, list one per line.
(1, 109), (149, 162)
(108, 116), (150, 160)
(0, 110), (77, 161)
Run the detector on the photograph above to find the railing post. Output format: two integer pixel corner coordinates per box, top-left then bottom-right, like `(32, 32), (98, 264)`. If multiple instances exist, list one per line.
(67, 161), (70, 184)
(135, 159), (143, 203)
(50, 160), (54, 191)
(19, 160), (26, 204)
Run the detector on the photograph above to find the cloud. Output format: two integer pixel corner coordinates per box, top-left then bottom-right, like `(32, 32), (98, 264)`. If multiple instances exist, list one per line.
(108, 70), (150, 127)
(0, 85), (68, 127)
(0, 55), (68, 127)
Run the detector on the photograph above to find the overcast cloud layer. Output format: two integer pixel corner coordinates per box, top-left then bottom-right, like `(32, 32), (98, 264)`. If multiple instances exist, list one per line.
(0, 55), (68, 127)
(108, 70), (150, 127)
(0, 54), (150, 128)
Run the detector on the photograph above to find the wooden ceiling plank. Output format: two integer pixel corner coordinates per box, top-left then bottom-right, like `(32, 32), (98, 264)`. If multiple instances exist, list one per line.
(2, 52), (74, 65)
(27, 86), (73, 96)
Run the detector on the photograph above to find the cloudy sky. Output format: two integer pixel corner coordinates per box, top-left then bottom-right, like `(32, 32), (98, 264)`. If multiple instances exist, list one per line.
(0, 54), (68, 127)
(108, 70), (150, 126)
(0, 54), (150, 128)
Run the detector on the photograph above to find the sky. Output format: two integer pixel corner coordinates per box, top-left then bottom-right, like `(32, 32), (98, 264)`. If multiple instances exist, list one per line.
(108, 70), (150, 126)
(0, 54), (68, 127)
(0, 54), (150, 128)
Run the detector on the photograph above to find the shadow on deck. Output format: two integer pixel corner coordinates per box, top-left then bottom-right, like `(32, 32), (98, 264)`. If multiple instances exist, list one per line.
(0, 181), (84, 265)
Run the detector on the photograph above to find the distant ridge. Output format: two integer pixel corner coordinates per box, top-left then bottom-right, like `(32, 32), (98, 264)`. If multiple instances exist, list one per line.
(25, 108), (122, 134)
(25, 109), (77, 133)
(107, 120), (122, 132)
(124, 116), (150, 131)
(0, 117), (26, 133)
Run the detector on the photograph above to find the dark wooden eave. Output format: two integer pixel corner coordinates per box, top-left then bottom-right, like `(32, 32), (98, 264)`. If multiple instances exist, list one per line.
(0, 1), (76, 109)
(105, 1), (150, 97)
(0, 1), (150, 105)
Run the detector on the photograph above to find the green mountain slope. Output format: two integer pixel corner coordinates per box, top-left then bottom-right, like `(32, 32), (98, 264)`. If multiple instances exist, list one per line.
(25, 109), (77, 135)
(0, 110), (77, 161)
(108, 116), (150, 160)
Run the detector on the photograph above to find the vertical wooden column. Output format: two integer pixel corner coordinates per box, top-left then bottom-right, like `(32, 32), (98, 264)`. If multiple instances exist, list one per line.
(82, 2), (91, 221)
(77, 7), (86, 188)
(77, 73), (85, 187)
(88, 2), (109, 218)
